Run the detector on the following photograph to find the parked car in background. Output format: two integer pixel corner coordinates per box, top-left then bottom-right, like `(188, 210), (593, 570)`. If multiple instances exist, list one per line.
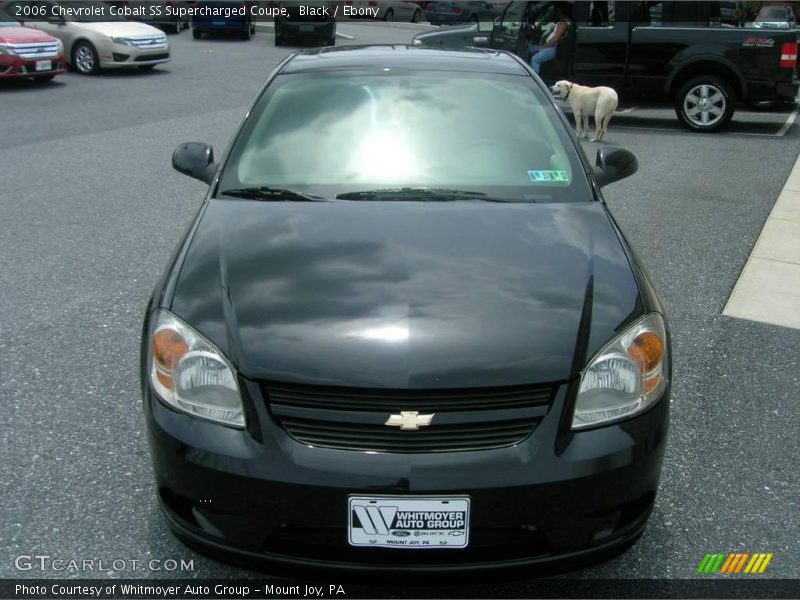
(750, 3), (797, 29)
(425, 1), (500, 25)
(105, 1), (193, 34)
(191, 0), (256, 39)
(346, 0), (423, 22)
(275, 1), (335, 46)
(0, 6), (64, 80)
(2, 0), (170, 74)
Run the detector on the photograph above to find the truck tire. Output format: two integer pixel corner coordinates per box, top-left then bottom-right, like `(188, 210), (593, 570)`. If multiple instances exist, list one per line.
(675, 76), (735, 133)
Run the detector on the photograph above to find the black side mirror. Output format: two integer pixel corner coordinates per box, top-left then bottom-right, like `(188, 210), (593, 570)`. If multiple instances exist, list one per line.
(593, 146), (638, 187)
(172, 142), (216, 184)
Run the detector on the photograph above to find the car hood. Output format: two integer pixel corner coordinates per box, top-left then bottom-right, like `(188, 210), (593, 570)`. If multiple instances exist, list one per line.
(170, 200), (643, 388)
(0, 24), (58, 43)
(71, 21), (165, 36)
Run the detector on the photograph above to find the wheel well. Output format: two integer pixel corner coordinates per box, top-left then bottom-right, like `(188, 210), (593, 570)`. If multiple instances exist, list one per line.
(669, 61), (742, 99)
(67, 38), (93, 63)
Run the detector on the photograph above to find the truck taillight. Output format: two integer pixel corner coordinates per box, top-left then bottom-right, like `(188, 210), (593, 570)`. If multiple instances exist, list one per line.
(780, 42), (797, 69)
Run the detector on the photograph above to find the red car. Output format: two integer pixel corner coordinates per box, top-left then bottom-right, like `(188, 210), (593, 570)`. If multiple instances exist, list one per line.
(0, 7), (65, 81)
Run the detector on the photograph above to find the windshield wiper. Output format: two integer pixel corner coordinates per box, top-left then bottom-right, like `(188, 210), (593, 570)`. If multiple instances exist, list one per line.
(335, 188), (523, 202)
(219, 187), (326, 202)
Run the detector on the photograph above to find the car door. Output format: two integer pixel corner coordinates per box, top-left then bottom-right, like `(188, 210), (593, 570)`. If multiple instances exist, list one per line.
(490, 0), (529, 52)
(570, 0), (629, 88)
(402, 1), (419, 20)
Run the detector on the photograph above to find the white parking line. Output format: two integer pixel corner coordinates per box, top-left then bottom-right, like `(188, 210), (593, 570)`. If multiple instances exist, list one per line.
(617, 106), (638, 114)
(776, 103), (800, 137)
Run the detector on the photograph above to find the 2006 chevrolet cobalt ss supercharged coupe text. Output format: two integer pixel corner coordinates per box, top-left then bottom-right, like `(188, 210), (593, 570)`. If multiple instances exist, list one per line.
(141, 46), (671, 578)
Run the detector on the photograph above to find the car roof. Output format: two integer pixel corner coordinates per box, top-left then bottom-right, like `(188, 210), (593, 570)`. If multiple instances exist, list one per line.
(279, 45), (529, 76)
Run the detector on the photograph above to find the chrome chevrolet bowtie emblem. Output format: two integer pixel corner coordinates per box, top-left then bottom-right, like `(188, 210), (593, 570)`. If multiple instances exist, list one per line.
(385, 411), (434, 431)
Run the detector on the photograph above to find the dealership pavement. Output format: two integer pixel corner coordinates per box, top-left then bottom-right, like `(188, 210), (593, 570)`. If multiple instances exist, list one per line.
(724, 153), (800, 329)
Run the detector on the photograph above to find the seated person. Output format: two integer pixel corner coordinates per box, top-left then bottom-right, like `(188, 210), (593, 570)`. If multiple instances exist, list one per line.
(527, 2), (572, 75)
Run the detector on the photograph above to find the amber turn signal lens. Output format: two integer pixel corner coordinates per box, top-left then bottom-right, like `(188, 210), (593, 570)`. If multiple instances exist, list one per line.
(152, 327), (189, 390)
(628, 331), (663, 392)
(627, 331), (662, 371)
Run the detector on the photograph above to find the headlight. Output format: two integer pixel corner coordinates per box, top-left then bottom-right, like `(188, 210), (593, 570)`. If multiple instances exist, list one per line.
(412, 38), (423, 46)
(149, 310), (244, 428)
(0, 43), (17, 56)
(572, 313), (668, 430)
(111, 36), (136, 46)
(56, 39), (64, 53)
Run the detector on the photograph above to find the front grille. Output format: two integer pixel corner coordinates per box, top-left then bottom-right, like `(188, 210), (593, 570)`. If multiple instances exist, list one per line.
(8, 41), (60, 59)
(265, 382), (553, 453)
(279, 415), (540, 452)
(128, 35), (168, 50)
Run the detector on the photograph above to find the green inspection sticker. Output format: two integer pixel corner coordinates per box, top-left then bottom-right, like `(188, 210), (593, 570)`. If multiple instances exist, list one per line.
(528, 170), (570, 183)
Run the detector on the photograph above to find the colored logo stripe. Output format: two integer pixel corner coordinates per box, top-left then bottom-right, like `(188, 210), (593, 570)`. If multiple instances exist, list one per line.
(698, 552), (773, 575)
(745, 553), (773, 574)
(720, 553), (749, 574)
(697, 553), (725, 574)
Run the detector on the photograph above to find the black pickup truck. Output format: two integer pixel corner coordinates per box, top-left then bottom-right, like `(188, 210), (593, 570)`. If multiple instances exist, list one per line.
(413, 0), (799, 132)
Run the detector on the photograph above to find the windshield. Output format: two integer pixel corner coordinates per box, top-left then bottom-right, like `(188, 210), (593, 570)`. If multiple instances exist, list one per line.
(756, 7), (788, 21)
(218, 71), (591, 203)
(0, 7), (20, 25)
(60, 1), (125, 22)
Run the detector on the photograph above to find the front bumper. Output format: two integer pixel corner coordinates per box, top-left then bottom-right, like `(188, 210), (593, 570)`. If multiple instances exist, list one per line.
(100, 46), (170, 69)
(145, 378), (669, 578)
(0, 53), (66, 78)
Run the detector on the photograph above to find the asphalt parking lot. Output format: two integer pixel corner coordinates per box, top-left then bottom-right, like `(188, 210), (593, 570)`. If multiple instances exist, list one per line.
(1, 21), (799, 592)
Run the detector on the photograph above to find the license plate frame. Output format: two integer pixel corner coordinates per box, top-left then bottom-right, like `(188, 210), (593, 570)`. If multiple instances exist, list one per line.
(35, 60), (52, 72)
(348, 495), (470, 549)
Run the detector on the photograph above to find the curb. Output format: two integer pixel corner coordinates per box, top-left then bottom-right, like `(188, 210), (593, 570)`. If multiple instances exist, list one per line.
(723, 151), (800, 330)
